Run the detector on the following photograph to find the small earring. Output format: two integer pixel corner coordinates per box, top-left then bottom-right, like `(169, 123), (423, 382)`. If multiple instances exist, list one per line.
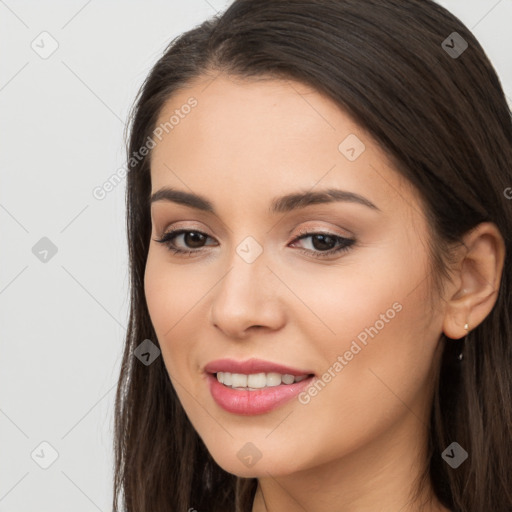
(457, 322), (469, 362)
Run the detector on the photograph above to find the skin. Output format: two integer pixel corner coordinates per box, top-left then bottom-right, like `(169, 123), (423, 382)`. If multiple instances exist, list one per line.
(144, 73), (505, 512)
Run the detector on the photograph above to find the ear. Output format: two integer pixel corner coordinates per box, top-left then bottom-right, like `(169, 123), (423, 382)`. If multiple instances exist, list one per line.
(442, 222), (505, 340)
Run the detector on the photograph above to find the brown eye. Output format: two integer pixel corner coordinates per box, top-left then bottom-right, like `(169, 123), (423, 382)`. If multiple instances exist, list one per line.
(181, 231), (207, 248)
(291, 230), (356, 259)
(310, 233), (337, 251)
(154, 229), (217, 255)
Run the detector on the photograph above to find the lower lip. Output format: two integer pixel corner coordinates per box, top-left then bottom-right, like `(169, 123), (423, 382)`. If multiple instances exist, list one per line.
(206, 373), (315, 415)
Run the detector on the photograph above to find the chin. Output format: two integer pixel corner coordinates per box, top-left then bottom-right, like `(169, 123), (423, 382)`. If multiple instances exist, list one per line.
(208, 447), (306, 479)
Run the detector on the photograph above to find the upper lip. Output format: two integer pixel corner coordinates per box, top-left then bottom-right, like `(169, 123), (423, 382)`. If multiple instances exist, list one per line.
(204, 358), (315, 376)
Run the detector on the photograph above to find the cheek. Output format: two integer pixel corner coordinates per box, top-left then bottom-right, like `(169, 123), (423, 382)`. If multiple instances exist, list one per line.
(271, 244), (435, 455)
(144, 250), (224, 398)
(144, 252), (198, 373)
(292, 301), (435, 475)
(314, 243), (432, 393)
(144, 254), (175, 337)
(279, 238), (425, 363)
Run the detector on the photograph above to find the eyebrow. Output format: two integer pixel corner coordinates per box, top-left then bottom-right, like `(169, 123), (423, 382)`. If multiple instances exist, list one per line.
(150, 187), (380, 214)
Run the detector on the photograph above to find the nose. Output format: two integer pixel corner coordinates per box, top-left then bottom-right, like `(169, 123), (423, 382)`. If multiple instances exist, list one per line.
(209, 249), (286, 339)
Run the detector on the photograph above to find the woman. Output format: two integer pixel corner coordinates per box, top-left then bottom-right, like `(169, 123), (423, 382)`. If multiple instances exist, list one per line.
(113, 1), (512, 510)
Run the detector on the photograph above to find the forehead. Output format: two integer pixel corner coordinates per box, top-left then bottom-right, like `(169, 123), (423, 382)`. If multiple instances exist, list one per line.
(149, 73), (418, 217)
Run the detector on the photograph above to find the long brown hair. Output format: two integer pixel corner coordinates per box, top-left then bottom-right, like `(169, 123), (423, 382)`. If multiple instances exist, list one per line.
(113, 1), (512, 510)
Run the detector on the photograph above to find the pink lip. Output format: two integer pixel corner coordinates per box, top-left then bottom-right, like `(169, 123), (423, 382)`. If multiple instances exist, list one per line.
(206, 373), (315, 415)
(203, 358), (316, 415)
(203, 358), (314, 377)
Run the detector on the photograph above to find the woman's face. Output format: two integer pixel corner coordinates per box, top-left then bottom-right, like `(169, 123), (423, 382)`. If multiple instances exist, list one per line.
(145, 73), (445, 479)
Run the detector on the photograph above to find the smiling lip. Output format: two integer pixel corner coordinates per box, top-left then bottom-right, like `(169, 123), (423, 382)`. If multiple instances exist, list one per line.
(204, 358), (316, 415)
(203, 358), (314, 376)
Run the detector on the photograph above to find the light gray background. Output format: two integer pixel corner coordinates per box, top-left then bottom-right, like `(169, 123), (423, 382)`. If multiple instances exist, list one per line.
(1, 1), (511, 510)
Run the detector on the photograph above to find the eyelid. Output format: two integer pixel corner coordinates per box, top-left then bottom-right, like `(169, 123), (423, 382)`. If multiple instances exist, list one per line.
(158, 220), (212, 235)
(293, 223), (353, 239)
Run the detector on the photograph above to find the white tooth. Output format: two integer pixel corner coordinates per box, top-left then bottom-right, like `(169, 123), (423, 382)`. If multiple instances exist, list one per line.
(219, 372), (309, 389)
(266, 372), (282, 387)
(281, 374), (295, 385)
(247, 373), (267, 389)
(231, 373), (248, 388)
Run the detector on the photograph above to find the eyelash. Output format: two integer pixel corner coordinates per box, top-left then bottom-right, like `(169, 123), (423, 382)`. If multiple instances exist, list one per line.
(153, 228), (355, 259)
